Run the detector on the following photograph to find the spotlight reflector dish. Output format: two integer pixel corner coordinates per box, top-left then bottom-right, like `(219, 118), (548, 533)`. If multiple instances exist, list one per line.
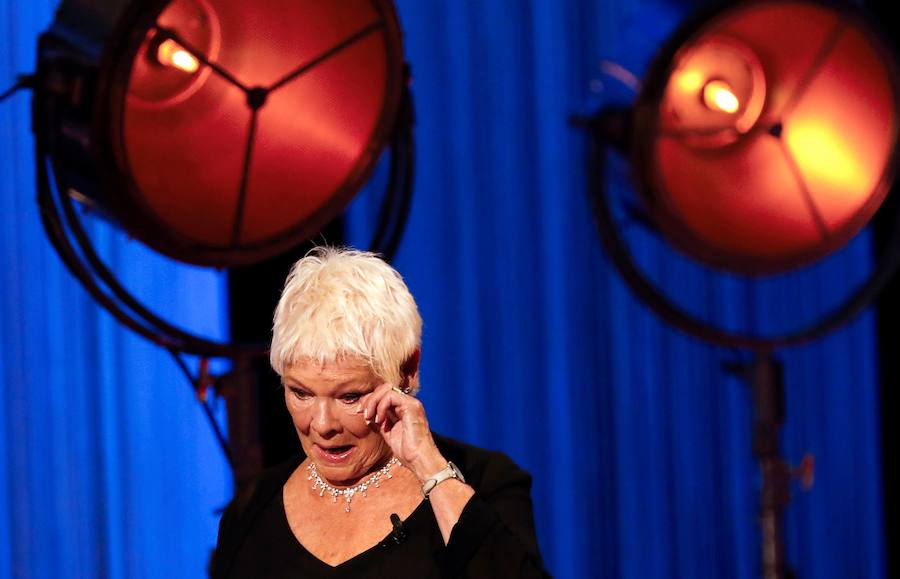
(39, 0), (406, 266)
(633, 0), (900, 275)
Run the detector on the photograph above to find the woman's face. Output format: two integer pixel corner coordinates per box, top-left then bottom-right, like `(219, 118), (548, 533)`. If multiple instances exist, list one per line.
(282, 357), (390, 485)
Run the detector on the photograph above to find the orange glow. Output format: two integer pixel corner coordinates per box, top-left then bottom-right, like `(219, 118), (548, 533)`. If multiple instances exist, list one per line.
(703, 80), (739, 113)
(157, 38), (200, 73)
(785, 122), (867, 194)
(673, 69), (705, 94)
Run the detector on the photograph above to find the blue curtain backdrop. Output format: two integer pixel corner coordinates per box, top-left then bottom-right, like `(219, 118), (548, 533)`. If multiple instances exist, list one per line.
(1, 1), (887, 579)
(1, 1), (232, 578)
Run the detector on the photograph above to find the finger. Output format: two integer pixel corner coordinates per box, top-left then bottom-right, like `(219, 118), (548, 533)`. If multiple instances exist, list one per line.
(363, 384), (392, 422)
(376, 386), (418, 425)
(357, 393), (375, 425)
(374, 389), (403, 424)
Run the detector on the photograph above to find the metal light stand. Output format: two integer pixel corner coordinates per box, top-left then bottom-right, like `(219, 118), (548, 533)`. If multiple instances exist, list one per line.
(576, 106), (900, 579)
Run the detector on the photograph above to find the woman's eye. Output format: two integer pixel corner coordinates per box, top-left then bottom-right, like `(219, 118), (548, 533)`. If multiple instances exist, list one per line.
(340, 393), (361, 404)
(290, 388), (310, 400)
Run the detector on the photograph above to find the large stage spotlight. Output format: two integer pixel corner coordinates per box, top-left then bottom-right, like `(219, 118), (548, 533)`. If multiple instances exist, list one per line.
(35, 0), (409, 268)
(575, 1), (900, 578)
(14, 0), (415, 477)
(28, 0), (413, 359)
(631, 0), (899, 275)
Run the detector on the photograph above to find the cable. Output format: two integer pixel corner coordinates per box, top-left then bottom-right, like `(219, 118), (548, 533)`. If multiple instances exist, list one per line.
(0, 74), (34, 103)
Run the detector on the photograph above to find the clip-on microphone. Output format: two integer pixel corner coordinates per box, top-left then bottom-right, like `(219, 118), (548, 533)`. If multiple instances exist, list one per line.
(384, 513), (407, 547)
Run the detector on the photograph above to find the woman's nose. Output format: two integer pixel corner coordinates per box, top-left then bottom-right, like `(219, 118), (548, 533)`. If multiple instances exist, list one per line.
(311, 399), (342, 435)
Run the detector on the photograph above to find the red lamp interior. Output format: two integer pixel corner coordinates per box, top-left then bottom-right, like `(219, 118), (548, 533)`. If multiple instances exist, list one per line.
(641, 0), (899, 274)
(112, 0), (402, 265)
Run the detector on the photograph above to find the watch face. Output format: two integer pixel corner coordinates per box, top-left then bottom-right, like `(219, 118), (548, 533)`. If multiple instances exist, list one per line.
(449, 462), (465, 483)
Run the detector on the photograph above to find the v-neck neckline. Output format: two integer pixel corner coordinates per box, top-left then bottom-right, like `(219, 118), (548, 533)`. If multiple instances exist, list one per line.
(278, 486), (429, 572)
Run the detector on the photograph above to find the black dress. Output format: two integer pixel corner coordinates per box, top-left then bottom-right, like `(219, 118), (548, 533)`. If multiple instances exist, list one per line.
(210, 434), (550, 578)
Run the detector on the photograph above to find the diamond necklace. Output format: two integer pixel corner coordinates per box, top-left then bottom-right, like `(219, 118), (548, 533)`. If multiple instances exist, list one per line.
(306, 456), (401, 513)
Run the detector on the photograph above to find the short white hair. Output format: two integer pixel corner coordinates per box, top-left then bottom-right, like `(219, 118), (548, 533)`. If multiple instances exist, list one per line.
(270, 247), (422, 391)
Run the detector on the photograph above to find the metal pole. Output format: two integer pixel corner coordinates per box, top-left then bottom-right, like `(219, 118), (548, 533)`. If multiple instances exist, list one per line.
(750, 351), (792, 579)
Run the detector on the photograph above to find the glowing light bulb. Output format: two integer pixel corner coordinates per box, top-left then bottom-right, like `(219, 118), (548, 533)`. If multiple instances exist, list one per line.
(157, 38), (200, 73)
(703, 80), (739, 113)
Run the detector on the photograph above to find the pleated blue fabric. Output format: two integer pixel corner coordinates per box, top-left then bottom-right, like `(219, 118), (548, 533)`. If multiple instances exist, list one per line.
(349, 1), (886, 578)
(1, 0), (887, 578)
(1, 2), (232, 578)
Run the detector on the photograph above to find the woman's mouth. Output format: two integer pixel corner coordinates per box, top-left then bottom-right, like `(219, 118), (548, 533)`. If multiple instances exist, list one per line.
(314, 444), (356, 463)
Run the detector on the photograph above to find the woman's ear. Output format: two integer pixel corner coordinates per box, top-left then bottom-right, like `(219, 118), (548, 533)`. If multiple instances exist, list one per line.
(400, 349), (421, 391)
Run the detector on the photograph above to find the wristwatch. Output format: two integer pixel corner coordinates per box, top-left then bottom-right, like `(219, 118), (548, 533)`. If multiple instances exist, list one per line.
(421, 461), (465, 498)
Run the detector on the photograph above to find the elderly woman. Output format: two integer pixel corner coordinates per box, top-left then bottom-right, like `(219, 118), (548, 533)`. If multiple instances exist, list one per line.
(211, 247), (547, 578)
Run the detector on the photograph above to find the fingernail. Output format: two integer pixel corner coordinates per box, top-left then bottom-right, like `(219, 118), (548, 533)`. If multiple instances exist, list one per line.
(363, 408), (369, 420)
(355, 403), (363, 414)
